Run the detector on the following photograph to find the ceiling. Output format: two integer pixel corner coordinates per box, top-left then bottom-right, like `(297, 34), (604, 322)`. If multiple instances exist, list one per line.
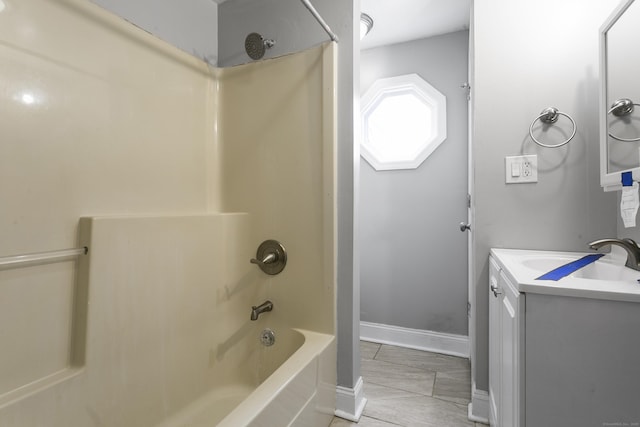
(212, 0), (471, 50)
(360, 0), (471, 50)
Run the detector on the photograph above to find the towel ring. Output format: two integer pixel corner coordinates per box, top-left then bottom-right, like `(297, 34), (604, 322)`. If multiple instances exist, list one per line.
(528, 107), (577, 148)
(607, 98), (640, 142)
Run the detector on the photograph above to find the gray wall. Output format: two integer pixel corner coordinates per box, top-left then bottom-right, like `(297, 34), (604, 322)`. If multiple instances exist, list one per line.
(90, 0), (218, 64)
(359, 31), (469, 335)
(472, 0), (618, 391)
(218, 0), (363, 390)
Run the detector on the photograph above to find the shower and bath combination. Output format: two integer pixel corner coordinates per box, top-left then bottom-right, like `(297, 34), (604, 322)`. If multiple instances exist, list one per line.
(244, 0), (338, 60)
(1, 0), (338, 424)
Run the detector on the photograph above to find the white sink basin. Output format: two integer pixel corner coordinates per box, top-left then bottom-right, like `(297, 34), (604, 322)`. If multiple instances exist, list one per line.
(491, 248), (640, 303)
(521, 257), (579, 272)
(570, 261), (640, 281)
(515, 253), (640, 282)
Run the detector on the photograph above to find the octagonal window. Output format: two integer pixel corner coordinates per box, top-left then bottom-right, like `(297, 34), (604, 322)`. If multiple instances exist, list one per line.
(361, 74), (447, 171)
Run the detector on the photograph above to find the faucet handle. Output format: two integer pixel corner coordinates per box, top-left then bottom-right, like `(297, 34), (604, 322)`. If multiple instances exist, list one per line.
(250, 240), (287, 275)
(250, 253), (277, 266)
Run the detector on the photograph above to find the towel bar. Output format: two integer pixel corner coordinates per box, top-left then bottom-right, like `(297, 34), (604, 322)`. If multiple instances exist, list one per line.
(0, 246), (88, 270)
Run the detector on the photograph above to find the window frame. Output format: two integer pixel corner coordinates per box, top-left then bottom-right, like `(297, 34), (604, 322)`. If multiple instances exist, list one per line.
(361, 73), (447, 171)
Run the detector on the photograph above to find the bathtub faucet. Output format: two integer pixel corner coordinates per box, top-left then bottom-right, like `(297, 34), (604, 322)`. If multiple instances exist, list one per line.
(589, 238), (640, 271)
(251, 300), (273, 321)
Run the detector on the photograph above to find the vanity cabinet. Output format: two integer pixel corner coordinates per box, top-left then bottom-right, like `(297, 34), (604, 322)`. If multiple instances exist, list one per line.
(489, 249), (640, 427)
(488, 257), (524, 427)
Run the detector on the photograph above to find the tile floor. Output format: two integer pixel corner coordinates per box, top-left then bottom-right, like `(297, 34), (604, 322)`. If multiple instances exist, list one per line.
(330, 341), (488, 427)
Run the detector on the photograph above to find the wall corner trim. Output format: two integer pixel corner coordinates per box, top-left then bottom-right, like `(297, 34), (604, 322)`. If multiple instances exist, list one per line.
(360, 321), (469, 358)
(468, 382), (490, 424)
(334, 376), (367, 422)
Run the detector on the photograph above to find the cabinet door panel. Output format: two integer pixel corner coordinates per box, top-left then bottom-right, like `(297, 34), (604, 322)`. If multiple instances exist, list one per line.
(500, 270), (523, 427)
(501, 291), (516, 427)
(488, 258), (501, 426)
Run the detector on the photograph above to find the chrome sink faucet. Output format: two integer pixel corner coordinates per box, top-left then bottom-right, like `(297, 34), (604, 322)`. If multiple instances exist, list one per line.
(250, 300), (273, 321)
(588, 238), (640, 271)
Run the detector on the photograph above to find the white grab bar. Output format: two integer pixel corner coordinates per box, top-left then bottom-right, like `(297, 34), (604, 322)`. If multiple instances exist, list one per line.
(0, 247), (88, 270)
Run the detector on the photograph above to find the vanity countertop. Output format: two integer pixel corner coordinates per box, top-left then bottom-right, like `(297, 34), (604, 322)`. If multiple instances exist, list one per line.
(490, 248), (640, 303)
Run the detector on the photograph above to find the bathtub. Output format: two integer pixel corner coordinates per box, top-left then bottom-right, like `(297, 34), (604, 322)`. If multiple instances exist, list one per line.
(0, 214), (336, 427)
(157, 326), (336, 427)
(71, 214), (336, 427)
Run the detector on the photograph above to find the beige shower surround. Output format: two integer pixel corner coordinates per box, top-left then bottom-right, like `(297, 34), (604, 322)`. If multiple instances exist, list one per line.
(0, 0), (336, 425)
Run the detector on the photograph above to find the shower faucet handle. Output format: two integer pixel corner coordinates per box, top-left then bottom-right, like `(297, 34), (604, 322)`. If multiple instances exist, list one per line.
(250, 252), (277, 266)
(250, 240), (287, 275)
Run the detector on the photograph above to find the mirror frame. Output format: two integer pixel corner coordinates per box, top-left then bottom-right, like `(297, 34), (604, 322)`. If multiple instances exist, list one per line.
(601, 0), (638, 191)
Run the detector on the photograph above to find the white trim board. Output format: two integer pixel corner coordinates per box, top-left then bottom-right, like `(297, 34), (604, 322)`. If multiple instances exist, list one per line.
(468, 382), (490, 424)
(334, 376), (367, 422)
(360, 321), (469, 358)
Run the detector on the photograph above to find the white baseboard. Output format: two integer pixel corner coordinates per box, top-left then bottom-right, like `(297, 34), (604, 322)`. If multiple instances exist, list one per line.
(360, 321), (469, 358)
(468, 382), (490, 424)
(334, 376), (367, 422)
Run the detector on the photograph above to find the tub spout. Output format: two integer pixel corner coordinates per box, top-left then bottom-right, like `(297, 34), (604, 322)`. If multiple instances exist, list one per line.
(251, 300), (273, 321)
(589, 238), (640, 271)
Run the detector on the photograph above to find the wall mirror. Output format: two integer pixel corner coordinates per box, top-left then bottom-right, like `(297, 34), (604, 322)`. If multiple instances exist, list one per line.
(601, 0), (640, 190)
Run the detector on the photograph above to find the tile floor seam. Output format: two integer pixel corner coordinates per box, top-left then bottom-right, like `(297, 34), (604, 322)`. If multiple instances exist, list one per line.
(364, 379), (435, 398)
(373, 347), (469, 369)
(361, 414), (404, 426)
(363, 358), (438, 373)
(371, 343), (382, 359)
(429, 394), (470, 409)
(364, 390), (469, 408)
(370, 357), (441, 374)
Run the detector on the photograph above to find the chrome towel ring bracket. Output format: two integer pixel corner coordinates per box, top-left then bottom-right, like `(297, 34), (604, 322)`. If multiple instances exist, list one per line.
(528, 107), (577, 148)
(608, 98), (640, 142)
(250, 240), (287, 275)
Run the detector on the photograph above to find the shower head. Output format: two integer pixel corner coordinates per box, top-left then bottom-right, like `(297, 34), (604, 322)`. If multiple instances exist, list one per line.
(245, 32), (275, 60)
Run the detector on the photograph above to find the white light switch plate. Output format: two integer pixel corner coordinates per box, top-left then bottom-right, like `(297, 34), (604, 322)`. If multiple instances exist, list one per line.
(505, 155), (538, 183)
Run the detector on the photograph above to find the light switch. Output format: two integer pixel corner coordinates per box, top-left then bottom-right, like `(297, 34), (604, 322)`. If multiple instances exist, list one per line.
(505, 155), (538, 183)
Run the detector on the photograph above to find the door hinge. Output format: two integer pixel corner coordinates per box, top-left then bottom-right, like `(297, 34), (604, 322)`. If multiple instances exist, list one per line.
(467, 193), (471, 208)
(467, 301), (471, 317)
